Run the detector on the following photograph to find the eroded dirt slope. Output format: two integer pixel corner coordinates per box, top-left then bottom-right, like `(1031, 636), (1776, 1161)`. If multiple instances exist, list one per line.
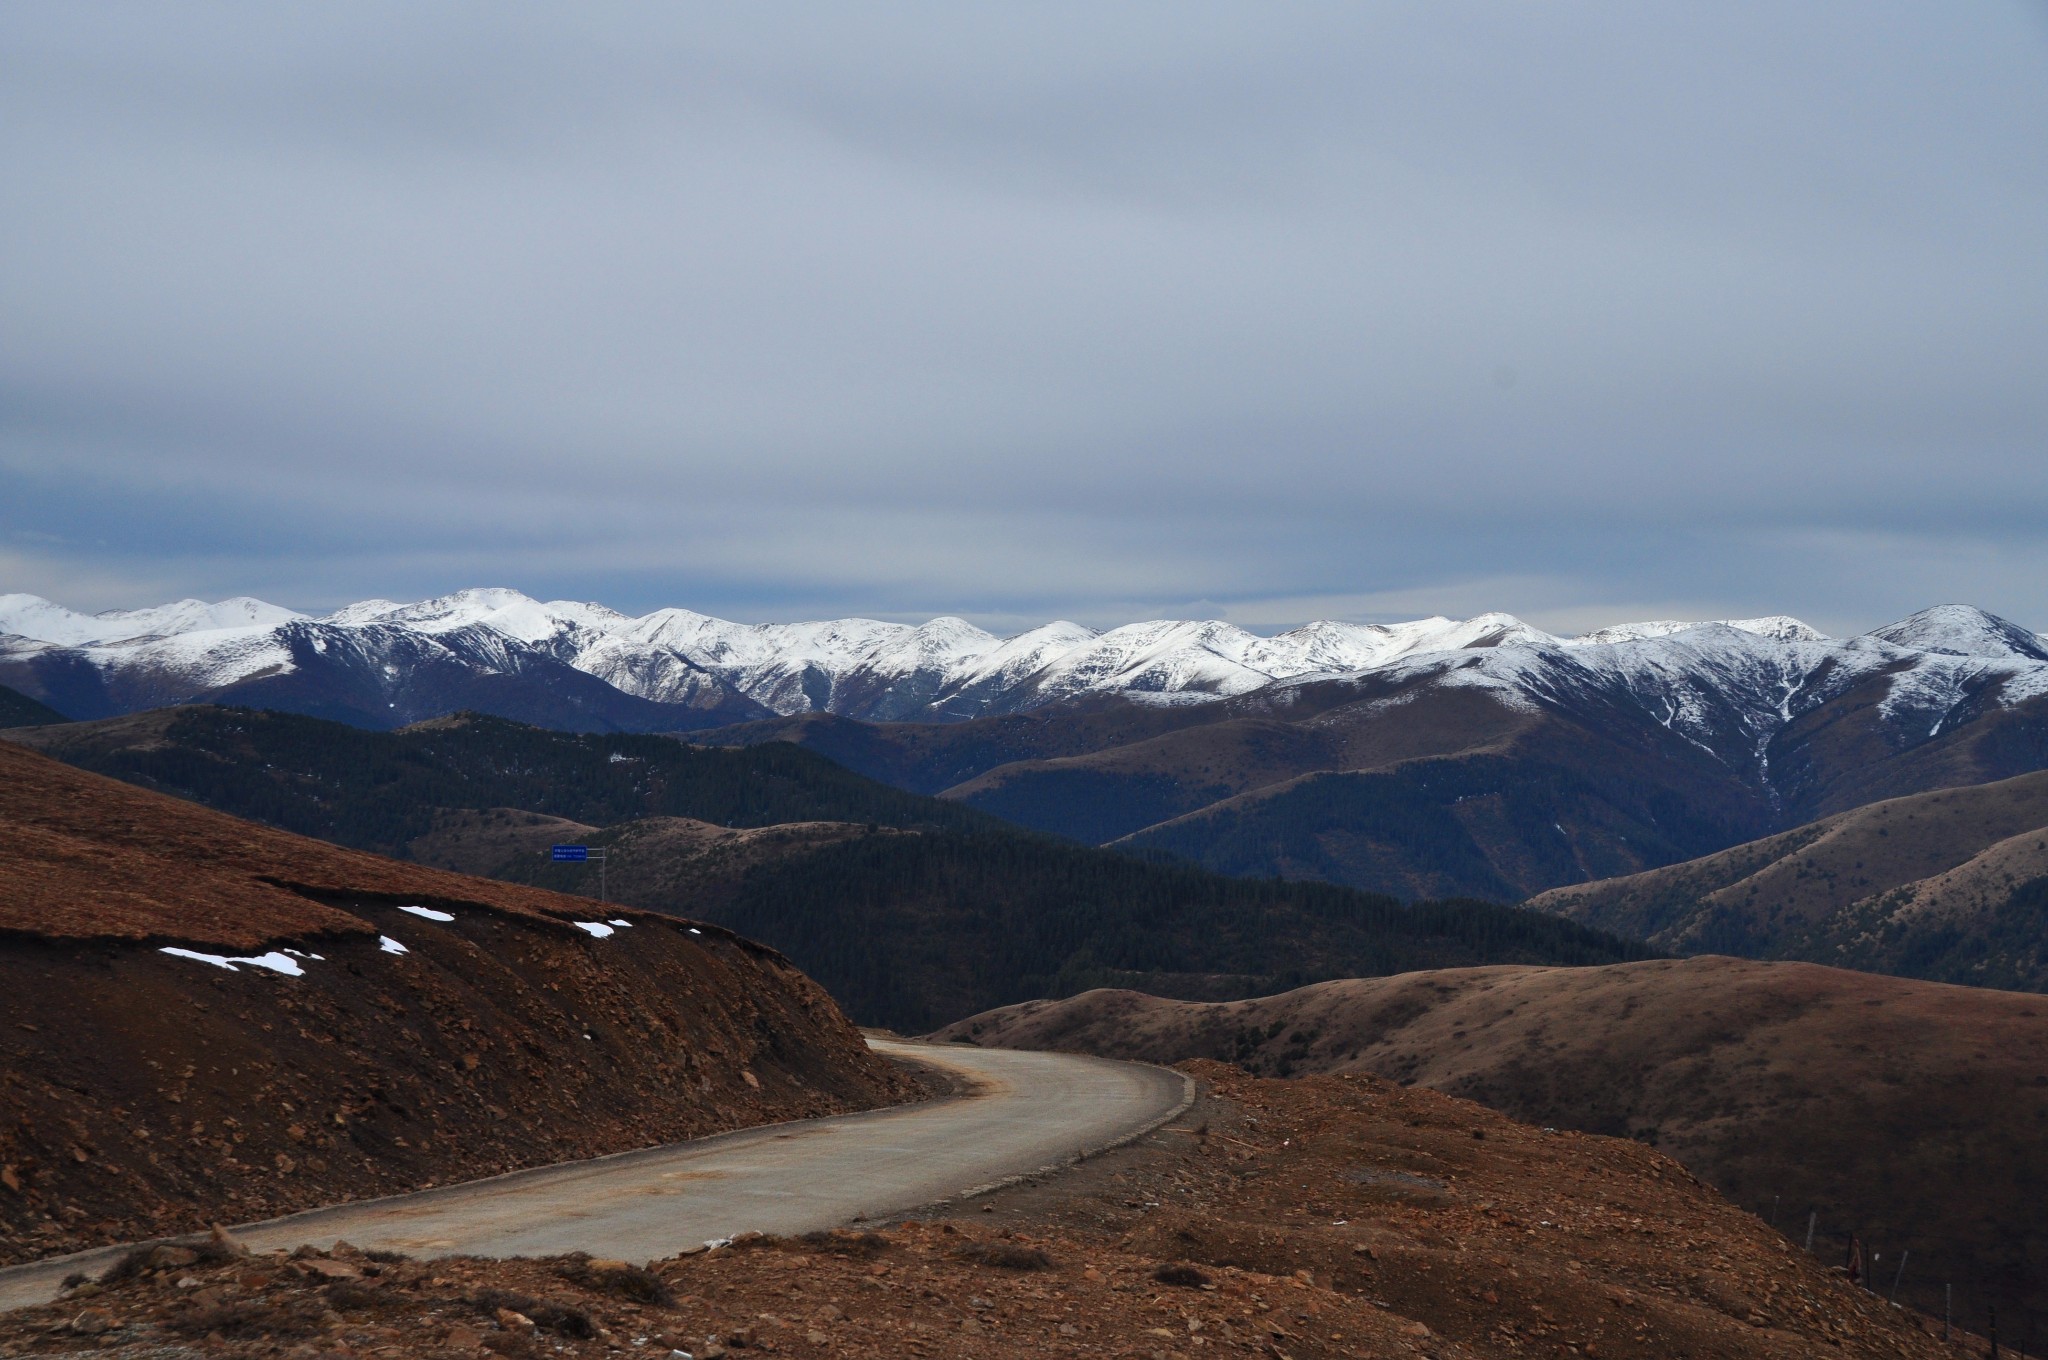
(934, 957), (2048, 1331)
(0, 742), (915, 1263)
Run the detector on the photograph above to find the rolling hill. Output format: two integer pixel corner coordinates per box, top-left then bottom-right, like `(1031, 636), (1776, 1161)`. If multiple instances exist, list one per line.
(1527, 768), (2048, 990)
(934, 956), (2048, 1329)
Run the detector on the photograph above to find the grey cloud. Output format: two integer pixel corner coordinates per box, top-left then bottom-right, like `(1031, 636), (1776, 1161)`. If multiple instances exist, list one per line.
(3, 3), (2045, 629)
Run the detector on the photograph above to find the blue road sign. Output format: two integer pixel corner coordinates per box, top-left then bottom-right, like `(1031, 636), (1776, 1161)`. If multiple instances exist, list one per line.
(551, 845), (589, 862)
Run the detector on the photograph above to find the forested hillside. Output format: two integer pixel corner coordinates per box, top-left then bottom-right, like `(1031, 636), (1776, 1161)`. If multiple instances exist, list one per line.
(546, 826), (1657, 1030)
(0, 682), (67, 729)
(5, 705), (997, 854)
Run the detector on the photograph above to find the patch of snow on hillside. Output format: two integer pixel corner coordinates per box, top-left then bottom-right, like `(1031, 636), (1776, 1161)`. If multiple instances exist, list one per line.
(399, 905), (455, 922)
(160, 947), (305, 975)
(573, 921), (615, 938)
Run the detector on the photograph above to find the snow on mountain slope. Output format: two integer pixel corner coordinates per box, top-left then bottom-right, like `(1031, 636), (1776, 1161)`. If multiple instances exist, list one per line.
(1257, 618), (2048, 793)
(0, 594), (306, 645)
(1864, 605), (2048, 663)
(6, 589), (2046, 768)
(328, 589), (630, 663)
(576, 609), (940, 715)
(1568, 616), (1828, 647)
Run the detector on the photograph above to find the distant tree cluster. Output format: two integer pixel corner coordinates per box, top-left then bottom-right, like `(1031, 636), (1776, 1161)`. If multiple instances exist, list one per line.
(702, 829), (1658, 1030)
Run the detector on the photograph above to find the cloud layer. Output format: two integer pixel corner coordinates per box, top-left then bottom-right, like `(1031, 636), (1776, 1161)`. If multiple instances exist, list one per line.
(5, 3), (2046, 634)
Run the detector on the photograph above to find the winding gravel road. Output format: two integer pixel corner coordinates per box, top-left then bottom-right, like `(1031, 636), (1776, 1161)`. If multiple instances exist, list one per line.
(0, 1040), (1191, 1313)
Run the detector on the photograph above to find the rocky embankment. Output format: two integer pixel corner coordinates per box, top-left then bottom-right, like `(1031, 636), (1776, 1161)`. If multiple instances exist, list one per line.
(0, 741), (916, 1262)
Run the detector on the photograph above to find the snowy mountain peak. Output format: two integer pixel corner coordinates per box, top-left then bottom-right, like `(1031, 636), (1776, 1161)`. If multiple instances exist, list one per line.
(1722, 616), (1829, 643)
(0, 593), (304, 645)
(1864, 605), (2048, 662)
(6, 589), (2043, 738)
(322, 599), (407, 626)
(885, 616), (1001, 662)
(336, 588), (628, 645)
(1570, 615), (1828, 647)
(0, 594), (98, 645)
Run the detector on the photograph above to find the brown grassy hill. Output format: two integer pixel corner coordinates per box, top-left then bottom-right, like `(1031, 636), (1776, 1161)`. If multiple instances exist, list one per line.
(1528, 769), (2048, 990)
(0, 741), (915, 1264)
(403, 806), (877, 903)
(932, 956), (2048, 1329)
(708, 683), (1783, 901)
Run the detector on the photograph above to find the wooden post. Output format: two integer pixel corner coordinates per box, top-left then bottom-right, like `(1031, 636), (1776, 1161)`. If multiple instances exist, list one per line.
(1805, 1210), (1817, 1253)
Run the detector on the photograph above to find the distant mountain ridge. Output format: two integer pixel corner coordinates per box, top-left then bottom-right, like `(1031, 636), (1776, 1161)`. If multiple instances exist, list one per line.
(4, 587), (2045, 738)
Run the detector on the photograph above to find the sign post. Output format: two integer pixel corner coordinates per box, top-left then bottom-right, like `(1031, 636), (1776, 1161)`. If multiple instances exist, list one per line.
(549, 844), (610, 902)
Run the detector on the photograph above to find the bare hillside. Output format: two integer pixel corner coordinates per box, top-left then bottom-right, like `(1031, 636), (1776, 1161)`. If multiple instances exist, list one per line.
(933, 956), (2048, 1327)
(0, 741), (914, 1263)
(1529, 768), (2048, 989)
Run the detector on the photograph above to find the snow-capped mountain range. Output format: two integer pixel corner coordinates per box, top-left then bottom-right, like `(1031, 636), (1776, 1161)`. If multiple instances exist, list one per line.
(3, 590), (2046, 758)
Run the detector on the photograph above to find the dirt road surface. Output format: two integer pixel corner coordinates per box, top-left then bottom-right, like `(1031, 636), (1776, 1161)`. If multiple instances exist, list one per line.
(0, 1040), (1190, 1313)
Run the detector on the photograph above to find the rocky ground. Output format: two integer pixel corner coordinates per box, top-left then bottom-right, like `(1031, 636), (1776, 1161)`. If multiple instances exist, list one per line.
(1, 1062), (1966, 1359)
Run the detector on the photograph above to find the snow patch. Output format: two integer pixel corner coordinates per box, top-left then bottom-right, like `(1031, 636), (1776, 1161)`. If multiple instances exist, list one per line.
(379, 936), (409, 955)
(572, 921), (615, 938)
(160, 947), (305, 976)
(398, 905), (455, 922)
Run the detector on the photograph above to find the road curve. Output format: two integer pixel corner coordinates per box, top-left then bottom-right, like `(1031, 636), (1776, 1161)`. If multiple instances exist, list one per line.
(0, 1040), (1190, 1313)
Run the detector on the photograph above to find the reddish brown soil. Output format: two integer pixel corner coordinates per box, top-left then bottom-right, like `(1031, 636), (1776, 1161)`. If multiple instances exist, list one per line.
(0, 743), (916, 1264)
(2, 1065), (1968, 1359)
(935, 958), (2048, 1333)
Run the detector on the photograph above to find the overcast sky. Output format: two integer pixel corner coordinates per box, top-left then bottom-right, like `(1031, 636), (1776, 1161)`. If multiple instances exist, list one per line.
(4, 4), (2046, 636)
